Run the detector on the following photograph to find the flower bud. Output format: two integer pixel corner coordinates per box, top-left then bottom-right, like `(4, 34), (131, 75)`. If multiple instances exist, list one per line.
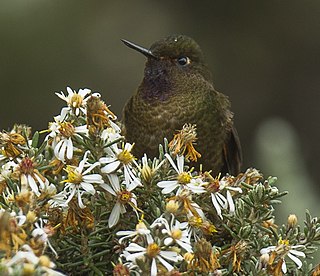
(166, 200), (179, 214)
(287, 214), (298, 228)
(260, 253), (270, 268)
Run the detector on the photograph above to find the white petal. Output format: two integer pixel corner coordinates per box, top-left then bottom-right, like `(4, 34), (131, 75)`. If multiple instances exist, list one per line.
(125, 251), (145, 262)
(60, 107), (70, 121)
(78, 151), (89, 172)
(151, 258), (158, 276)
(99, 156), (117, 163)
(66, 138), (73, 160)
(164, 237), (173, 246)
(99, 182), (113, 192)
(6, 251), (39, 266)
(82, 162), (100, 176)
(159, 250), (179, 262)
(176, 155), (184, 173)
(126, 243), (146, 252)
(54, 140), (65, 161)
(64, 186), (76, 205)
(110, 120), (121, 132)
(107, 174), (120, 192)
(77, 190), (85, 209)
(78, 88), (91, 97)
(74, 125), (88, 134)
(80, 182), (96, 195)
(34, 173), (45, 190)
(177, 240), (193, 252)
(108, 202), (121, 228)
(55, 91), (66, 101)
(228, 186), (242, 193)
(226, 190), (235, 213)
(27, 175), (40, 196)
(289, 249), (306, 257)
(101, 184), (116, 195)
(191, 202), (205, 218)
(260, 246), (275, 254)
(157, 181), (178, 194)
(211, 194), (222, 218)
(66, 86), (74, 96)
(186, 184), (206, 194)
(101, 161), (120, 173)
(216, 192), (228, 208)
(157, 255), (174, 271)
(281, 259), (287, 273)
(116, 230), (135, 236)
(164, 153), (179, 173)
(82, 174), (103, 183)
(288, 252), (303, 269)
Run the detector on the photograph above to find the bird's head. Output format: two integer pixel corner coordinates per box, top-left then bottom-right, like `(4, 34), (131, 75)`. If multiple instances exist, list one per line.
(122, 35), (212, 83)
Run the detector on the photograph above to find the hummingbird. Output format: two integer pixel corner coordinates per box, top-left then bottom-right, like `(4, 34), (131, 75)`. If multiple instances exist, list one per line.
(121, 35), (242, 175)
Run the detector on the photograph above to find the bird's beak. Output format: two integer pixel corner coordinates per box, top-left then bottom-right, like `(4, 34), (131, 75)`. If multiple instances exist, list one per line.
(121, 39), (157, 59)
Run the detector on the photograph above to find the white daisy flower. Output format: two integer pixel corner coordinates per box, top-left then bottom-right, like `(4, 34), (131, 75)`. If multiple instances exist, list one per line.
(100, 142), (136, 173)
(100, 142), (142, 188)
(0, 161), (17, 181)
(100, 129), (122, 144)
(157, 154), (205, 195)
(5, 245), (40, 267)
(207, 176), (242, 219)
(17, 157), (48, 197)
(117, 221), (152, 244)
(103, 173), (139, 228)
(53, 122), (88, 163)
(151, 215), (192, 252)
(55, 86), (100, 116)
(32, 218), (58, 257)
(5, 244), (65, 276)
(123, 236), (183, 276)
(44, 114), (64, 146)
(62, 151), (104, 208)
(260, 239), (306, 273)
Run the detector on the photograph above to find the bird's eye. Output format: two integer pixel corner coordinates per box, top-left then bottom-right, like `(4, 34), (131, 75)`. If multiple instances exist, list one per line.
(177, 56), (190, 66)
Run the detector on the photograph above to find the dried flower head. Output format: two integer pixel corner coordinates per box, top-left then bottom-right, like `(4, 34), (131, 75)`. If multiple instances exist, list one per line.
(0, 131), (26, 158)
(86, 95), (118, 134)
(185, 238), (220, 273)
(168, 124), (201, 162)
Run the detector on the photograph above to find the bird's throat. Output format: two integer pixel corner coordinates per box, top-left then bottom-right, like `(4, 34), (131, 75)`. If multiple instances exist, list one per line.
(139, 63), (173, 102)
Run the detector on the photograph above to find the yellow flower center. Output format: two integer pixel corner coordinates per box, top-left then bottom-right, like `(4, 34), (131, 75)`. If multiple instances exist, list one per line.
(64, 166), (83, 184)
(117, 149), (134, 165)
(117, 190), (132, 204)
(70, 94), (84, 108)
(146, 243), (160, 258)
(279, 239), (289, 246)
(59, 122), (75, 138)
(208, 224), (217, 234)
(189, 216), (203, 227)
(177, 172), (192, 184)
(171, 229), (182, 240)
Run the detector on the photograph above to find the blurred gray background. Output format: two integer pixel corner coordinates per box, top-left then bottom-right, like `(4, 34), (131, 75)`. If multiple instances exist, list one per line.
(1, 1), (319, 223)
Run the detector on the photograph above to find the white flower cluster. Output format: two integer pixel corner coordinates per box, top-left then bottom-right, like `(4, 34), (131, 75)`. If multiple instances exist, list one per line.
(0, 87), (313, 275)
(46, 87), (143, 228)
(117, 215), (190, 276)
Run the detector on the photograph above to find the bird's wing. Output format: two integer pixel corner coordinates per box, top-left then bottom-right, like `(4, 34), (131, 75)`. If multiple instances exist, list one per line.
(222, 125), (242, 175)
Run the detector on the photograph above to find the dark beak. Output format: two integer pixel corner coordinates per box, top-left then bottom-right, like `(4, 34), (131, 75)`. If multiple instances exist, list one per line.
(121, 39), (157, 59)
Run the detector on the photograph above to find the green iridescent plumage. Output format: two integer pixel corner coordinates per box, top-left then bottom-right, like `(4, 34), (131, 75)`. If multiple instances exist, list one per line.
(122, 35), (242, 175)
